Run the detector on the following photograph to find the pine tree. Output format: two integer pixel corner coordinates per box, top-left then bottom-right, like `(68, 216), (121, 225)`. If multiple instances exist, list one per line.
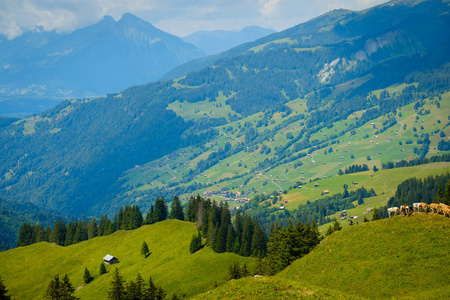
(141, 241), (150, 257)
(434, 182), (444, 203)
(372, 207), (381, 221)
(134, 273), (144, 300)
(444, 181), (450, 205)
(83, 267), (93, 284)
(108, 268), (125, 300)
(154, 197), (168, 222)
(65, 222), (76, 246)
(44, 274), (78, 299)
(189, 232), (202, 254)
(254, 255), (263, 275)
(225, 225), (236, 252)
(363, 215), (369, 223)
(100, 262), (107, 275)
(227, 261), (241, 280)
(332, 218), (342, 231)
(169, 196), (185, 220)
(144, 277), (157, 300)
(241, 263), (250, 277)
(0, 276), (11, 300)
(87, 217), (98, 239)
(250, 221), (267, 257)
(145, 204), (155, 225)
(51, 220), (67, 246)
(60, 274), (78, 300)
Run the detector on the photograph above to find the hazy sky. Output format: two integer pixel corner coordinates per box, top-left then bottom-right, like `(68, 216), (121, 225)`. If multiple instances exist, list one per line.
(0, 0), (389, 39)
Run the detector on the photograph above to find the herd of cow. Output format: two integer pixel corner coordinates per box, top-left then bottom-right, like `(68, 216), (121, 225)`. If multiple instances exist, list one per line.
(387, 202), (450, 218)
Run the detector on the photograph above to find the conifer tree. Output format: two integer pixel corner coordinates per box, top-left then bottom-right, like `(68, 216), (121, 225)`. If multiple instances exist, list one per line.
(0, 276), (11, 300)
(134, 273), (144, 300)
(65, 222), (76, 246)
(169, 196), (185, 220)
(60, 274), (77, 300)
(83, 267), (93, 284)
(51, 220), (67, 246)
(141, 241), (150, 257)
(144, 277), (157, 300)
(43, 275), (61, 299)
(444, 181), (450, 205)
(434, 182), (444, 203)
(227, 261), (241, 280)
(100, 262), (107, 275)
(145, 204), (155, 225)
(87, 217), (98, 239)
(43, 274), (78, 300)
(363, 215), (369, 223)
(241, 263), (250, 277)
(225, 225), (236, 252)
(189, 232), (202, 254)
(154, 197), (168, 222)
(372, 207), (381, 221)
(108, 268), (125, 300)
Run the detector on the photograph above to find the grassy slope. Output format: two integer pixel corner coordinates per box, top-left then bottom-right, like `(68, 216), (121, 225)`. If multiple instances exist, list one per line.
(124, 88), (450, 210)
(192, 276), (361, 300)
(280, 213), (450, 299)
(0, 220), (254, 299)
(196, 213), (450, 299)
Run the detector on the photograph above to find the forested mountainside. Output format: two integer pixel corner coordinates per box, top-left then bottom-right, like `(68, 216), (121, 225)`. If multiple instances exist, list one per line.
(0, 13), (205, 117)
(0, 0), (449, 240)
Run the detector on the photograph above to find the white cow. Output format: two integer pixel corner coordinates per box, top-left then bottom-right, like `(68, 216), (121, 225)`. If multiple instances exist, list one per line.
(413, 203), (421, 212)
(387, 207), (400, 218)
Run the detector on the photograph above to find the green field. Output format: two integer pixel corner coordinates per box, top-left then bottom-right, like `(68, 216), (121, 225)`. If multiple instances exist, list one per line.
(122, 88), (450, 212)
(280, 213), (450, 299)
(196, 213), (450, 299)
(0, 220), (254, 299)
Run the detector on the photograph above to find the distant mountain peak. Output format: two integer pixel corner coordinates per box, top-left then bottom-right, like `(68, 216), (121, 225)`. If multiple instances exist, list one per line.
(102, 15), (115, 23)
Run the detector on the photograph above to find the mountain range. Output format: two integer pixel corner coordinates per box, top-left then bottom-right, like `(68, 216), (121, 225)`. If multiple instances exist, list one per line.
(182, 26), (276, 55)
(0, 13), (205, 117)
(0, 0), (450, 249)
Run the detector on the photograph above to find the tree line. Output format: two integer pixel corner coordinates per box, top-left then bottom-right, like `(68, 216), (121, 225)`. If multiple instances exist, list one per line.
(382, 153), (450, 170)
(379, 173), (450, 218)
(17, 197), (184, 248)
(185, 195), (267, 257)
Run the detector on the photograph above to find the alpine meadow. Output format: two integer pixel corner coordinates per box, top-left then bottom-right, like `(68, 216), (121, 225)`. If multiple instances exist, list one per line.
(0, 0), (450, 299)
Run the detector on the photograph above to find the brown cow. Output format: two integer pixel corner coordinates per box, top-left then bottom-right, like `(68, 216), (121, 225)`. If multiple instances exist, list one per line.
(439, 203), (449, 212)
(399, 205), (410, 216)
(419, 202), (428, 212)
(429, 203), (440, 213)
(442, 207), (450, 218)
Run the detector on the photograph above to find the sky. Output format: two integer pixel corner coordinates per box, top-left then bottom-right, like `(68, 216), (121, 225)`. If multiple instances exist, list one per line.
(0, 0), (390, 39)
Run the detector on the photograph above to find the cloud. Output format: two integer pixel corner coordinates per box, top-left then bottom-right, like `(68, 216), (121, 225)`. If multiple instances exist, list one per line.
(0, 0), (390, 39)
(258, 0), (282, 17)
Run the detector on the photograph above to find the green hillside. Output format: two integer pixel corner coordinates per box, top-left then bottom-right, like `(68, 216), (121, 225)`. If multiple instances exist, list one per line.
(1, 0), (450, 249)
(195, 213), (450, 299)
(0, 220), (254, 299)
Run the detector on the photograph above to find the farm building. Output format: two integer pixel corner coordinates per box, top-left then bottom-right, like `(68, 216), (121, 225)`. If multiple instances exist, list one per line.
(314, 183), (319, 187)
(103, 254), (118, 265)
(323, 190), (329, 194)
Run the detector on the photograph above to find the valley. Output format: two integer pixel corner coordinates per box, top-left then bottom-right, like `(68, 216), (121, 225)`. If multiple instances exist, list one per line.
(0, 1), (450, 299)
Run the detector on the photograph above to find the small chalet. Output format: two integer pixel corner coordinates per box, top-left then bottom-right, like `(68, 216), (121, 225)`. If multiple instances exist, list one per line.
(314, 183), (319, 187)
(103, 254), (118, 265)
(323, 190), (329, 194)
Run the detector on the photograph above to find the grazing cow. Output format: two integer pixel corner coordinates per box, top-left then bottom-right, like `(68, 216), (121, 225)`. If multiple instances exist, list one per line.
(387, 207), (400, 218)
(429, 203), (440, 213)
(399, 205), (410, 215)
(413, 203), (421, 212)
(419, 202), (428, 212)
(439, 203), (449, 213)
(442, 207), (450, 218)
